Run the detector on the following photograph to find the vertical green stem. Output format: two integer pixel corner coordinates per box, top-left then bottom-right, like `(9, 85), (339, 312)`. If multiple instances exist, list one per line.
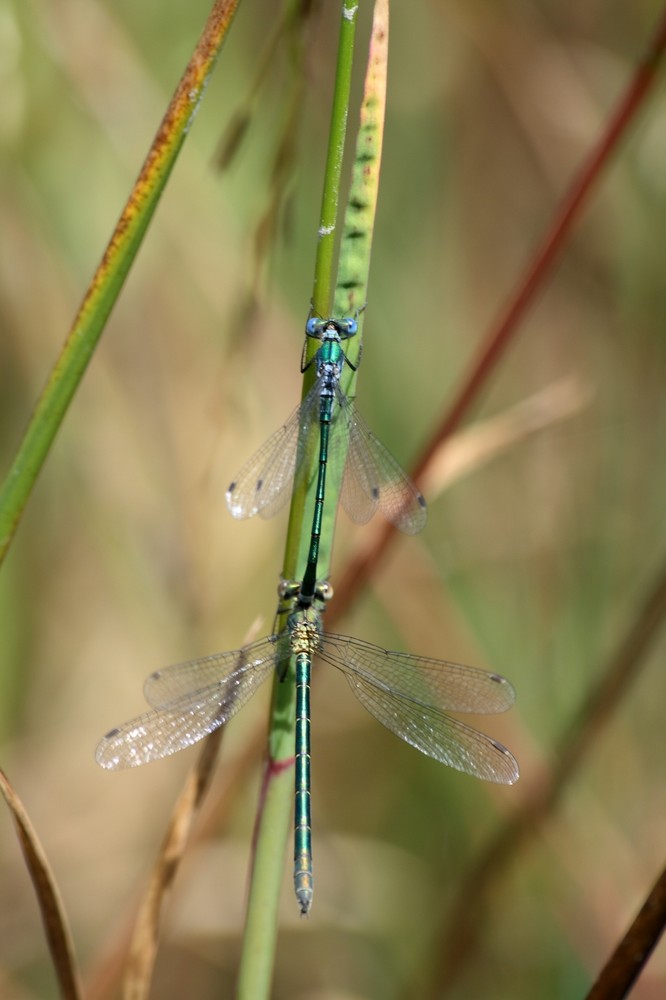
(236, 3), (362, 998)
(235, 753), (293, 998)
(310, 3), (360, 322)
(283, 1), (360, 580)
(334, 0), (388, 381)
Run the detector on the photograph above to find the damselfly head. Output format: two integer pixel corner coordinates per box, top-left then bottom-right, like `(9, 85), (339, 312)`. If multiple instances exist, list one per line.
(305, 316), (358, 341)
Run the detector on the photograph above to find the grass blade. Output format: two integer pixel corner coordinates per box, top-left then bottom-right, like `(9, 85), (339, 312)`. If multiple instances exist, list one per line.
(122, 731), (224, 1000)
(0, 768), (82, 1000)
(0, 0), (241, 565)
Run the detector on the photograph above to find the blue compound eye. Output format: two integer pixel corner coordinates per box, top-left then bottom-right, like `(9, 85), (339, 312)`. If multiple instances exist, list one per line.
(334, 318), (357, 338)
(305, 318), (321, 336)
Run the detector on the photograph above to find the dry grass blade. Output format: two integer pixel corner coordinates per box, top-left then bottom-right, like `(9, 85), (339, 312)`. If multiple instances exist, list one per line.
(586, 860), (666, 1000)
(122, 729), (224, 1000)
(0, 768), (82, 1000)
(86, 724), (264, 1000)
(421, 374), (591, 502)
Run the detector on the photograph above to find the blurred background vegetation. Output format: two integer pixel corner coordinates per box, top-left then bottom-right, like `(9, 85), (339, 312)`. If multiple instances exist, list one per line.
(1, 0), (666, 997)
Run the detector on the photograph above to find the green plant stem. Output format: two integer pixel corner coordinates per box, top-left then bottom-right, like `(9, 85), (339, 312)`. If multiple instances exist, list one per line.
(0, 0), (241, 566)
(236, 3), (370, 997)
(309, 3), (359, 323)
(334, 0), (388, 380)
(235, 755), (295, 999)
(237, 1), (390, 994)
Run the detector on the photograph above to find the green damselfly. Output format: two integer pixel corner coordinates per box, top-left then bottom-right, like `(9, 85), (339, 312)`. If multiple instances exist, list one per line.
(96, 585), (519, 914)
(226, 318), (427, 556)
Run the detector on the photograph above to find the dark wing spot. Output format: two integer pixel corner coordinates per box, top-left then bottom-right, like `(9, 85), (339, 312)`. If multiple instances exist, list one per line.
(417, 493), (426, 508)
(103, 727), (121, 739)
(255, 478), (263, 492)
(227, 481), (237, 493)
(371, 486), (379, 500)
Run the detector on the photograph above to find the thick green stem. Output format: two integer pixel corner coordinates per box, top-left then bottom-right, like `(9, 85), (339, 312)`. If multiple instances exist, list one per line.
(237, 1), (390, 995)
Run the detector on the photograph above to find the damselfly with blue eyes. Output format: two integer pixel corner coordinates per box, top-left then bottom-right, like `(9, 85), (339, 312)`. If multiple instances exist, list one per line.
(225, 318), (427, 544)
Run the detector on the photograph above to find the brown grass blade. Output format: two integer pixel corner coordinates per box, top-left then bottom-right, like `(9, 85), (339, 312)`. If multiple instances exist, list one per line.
(85, 722), (263, 1000)
(421, 373), (591, 503)
(0, 768), (83, 1000)
(121, 729), (224, 1000)
(586, 860), (666, 1000)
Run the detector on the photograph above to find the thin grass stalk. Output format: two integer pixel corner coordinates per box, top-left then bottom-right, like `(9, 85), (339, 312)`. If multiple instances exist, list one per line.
(0, 769), (82, 1000)
(585, 858), (666, 999)
(84, 732), (262, 1000)
(121, 730), (224, 1000)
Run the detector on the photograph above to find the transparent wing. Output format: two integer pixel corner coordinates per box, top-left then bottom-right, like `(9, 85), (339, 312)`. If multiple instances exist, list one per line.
(319, 633), (515, 713)
(331, 389), (426, 535)
(225, 384), (321, 520)
(95, 637), (278, 770)
(225, 406), (300, 520)
(344, 671), (519, 784)
(143, 636), (279, 708)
